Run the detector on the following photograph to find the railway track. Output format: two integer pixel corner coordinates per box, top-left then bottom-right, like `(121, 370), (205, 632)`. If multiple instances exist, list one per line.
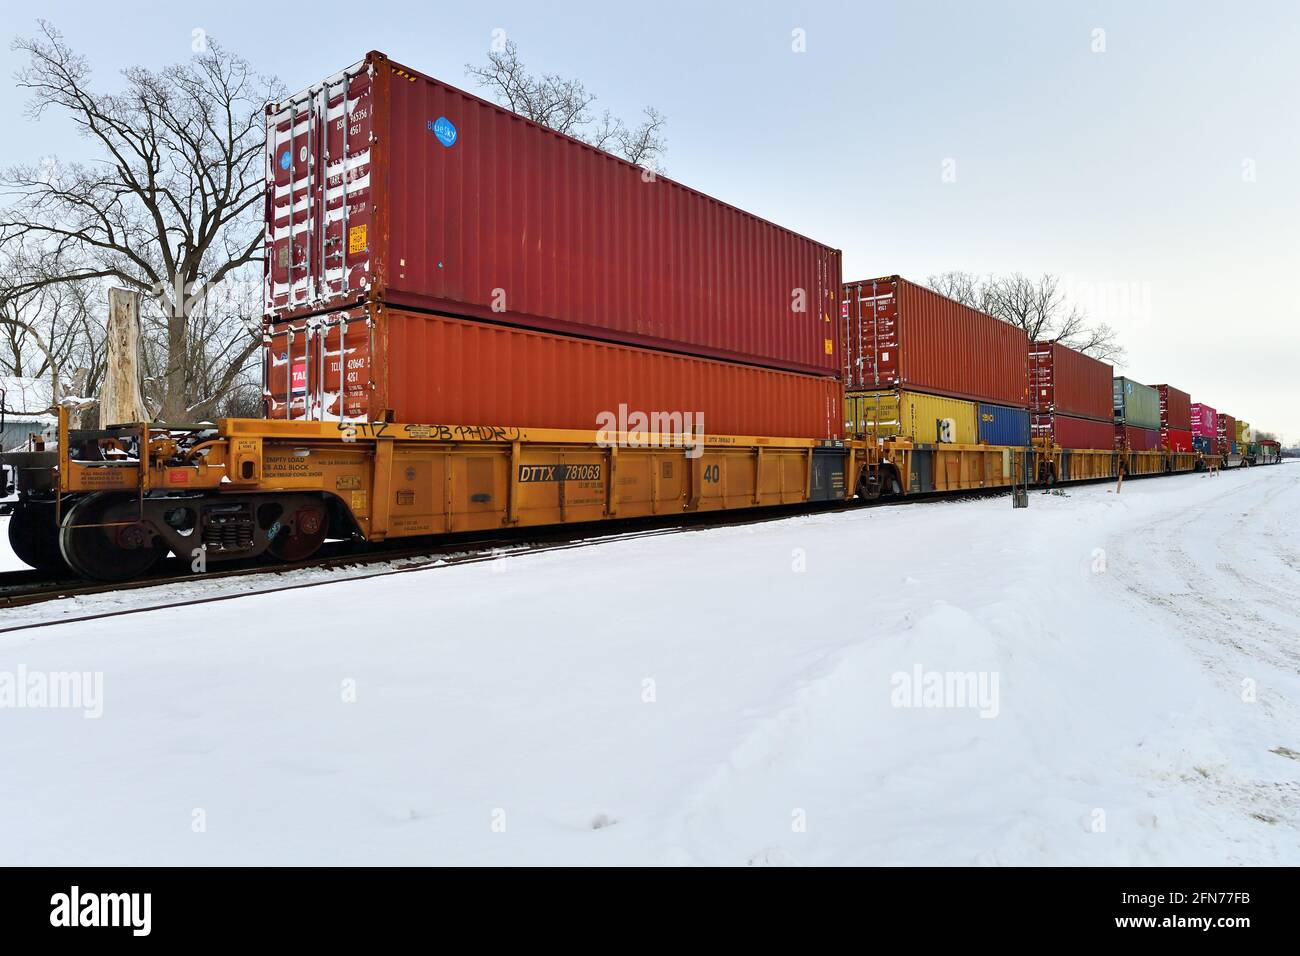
(0, 498), (875, 632)
(0, 470), (1200, 632)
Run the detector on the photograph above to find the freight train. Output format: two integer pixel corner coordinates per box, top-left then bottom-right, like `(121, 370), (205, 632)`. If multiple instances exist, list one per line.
(0, 52), (1281, 582)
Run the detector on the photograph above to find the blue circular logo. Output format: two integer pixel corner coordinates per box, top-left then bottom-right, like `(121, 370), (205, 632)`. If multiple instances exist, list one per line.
(279, 149), (291, 171)
(432, 116), (457, 148)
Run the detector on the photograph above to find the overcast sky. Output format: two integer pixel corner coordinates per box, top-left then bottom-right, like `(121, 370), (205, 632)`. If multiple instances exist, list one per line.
(4, 0), (1297, 440)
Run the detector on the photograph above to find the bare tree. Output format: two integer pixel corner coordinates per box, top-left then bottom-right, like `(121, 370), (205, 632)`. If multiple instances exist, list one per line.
(1, 22), (281, 420)
(467, 40), (667, 171)
(0, 243), (105, 410)
(927, 270), (1125, 364)
(925, 270), (984, 310)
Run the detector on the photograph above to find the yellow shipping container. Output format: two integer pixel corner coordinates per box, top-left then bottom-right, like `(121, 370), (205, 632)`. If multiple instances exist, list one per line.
(848, 389), (979, 444)
(1235, 420), (1250, 443)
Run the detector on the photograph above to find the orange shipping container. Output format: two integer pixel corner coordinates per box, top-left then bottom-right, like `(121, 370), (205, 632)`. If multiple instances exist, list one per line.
(265, 305), (842, 440)
(842, 276), (1028, 407)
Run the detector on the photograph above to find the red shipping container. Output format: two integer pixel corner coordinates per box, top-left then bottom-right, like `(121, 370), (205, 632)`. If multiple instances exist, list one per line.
(265, 305), (842, 440)
(1217, 413), (1236, 454)
(842, 277), (1028, 406)
(1115, 425), (1161, 451)
(264, 52), (841, 377)
(1164, 428), (1192, 452)
(1028, 341), (1113, 421)
(1153, 384), (1191, 431)
(1191, 402), (1217, 439)
(1032, 412), (1114, 450)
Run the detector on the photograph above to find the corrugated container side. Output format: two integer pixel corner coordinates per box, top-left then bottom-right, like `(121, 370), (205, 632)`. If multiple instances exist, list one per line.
(266, 306), (841, 439)
(1192, 435), (1214, 454)
(842, 277), (1028, 406)
(1235, 421), (1251, 443)
(266, 52), (841, 376)
(1032, 412), (1115, 450)
(852, 389), (978, 444)
(1115, 425), (1162, 451)
(1190, 402), (1217, 439)
(977, 403), (1030, 446)
(1217, 413), (1236, 455)
(1165, 428), (1192, 453)
(1112, 377), (1160, 429)
(1028, 341), (1113, 421)
(1154, 385), (1191, 431)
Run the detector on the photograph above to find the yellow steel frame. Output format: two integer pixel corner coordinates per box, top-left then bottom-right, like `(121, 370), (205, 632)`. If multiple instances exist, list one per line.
(57, 412), (860, 542)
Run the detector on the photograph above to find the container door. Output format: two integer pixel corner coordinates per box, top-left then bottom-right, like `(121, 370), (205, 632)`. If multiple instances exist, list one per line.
(863, 280), (900, 390)
(264, 311), (374, 421)
(266, 63), (374, 318)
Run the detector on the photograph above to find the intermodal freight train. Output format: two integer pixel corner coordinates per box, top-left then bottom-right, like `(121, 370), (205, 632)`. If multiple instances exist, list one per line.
(0, 52), (1282, 582)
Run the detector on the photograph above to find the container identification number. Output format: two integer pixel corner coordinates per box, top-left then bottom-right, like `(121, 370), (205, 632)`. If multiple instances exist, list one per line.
(518, 464), (602, 483)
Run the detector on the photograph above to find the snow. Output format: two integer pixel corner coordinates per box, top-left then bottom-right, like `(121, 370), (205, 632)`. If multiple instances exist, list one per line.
(0, 518), (27, 572)
(1, 464), (1298, 865)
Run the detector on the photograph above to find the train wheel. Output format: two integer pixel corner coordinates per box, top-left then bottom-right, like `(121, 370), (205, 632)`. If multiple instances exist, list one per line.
(58, 493), (167, 582)
(265, 504), (327, 563)
(7, 501), (69, 574)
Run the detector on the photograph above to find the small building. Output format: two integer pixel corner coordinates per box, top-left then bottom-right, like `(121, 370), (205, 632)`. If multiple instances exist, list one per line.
(1, 376), (57, 451)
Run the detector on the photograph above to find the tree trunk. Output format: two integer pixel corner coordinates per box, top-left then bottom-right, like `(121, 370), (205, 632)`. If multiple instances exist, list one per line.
(161, 306), (189, 421)
(101, 287), (151, 425)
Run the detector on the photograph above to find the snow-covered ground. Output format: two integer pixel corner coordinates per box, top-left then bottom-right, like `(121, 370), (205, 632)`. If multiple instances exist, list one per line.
(1, 464), (1297, 865)
(0, 517), (27, 572)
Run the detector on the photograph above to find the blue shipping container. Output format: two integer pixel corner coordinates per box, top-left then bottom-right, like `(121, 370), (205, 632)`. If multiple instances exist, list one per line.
(1231, 441), (1239, 455)
(977, 403), (1030, 446)
(1192, 435), (1212, 454)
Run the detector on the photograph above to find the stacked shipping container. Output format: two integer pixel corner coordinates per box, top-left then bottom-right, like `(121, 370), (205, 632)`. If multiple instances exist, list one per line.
(1112, 377), (1160, 451)
(841, 277), (1028, 444)
(263, 52), (843, 439)
(1028, 341), (1114, 449)
(1153, 384), (1192, 452)
(1217, 413), (1237, 456)
(1191, 403), (1217, 440)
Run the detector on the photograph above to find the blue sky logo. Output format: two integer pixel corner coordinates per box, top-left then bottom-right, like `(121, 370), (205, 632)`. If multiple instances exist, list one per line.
(279, 149), (291, 171)
(430, 116), (457, 148)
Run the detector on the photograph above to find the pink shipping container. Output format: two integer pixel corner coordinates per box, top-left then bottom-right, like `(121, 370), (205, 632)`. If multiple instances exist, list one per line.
(264, 51), (842, 377)
(1028, 340), (1113, 422)
(1032, 412), (1115, 450)
(1115, 424), (1161, 451)
(842, 276), (1028, 406)
(264, 304), (842, 440)
(1191, 403), (1218, 439)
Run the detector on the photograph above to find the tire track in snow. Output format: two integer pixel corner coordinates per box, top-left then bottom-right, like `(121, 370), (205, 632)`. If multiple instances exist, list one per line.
(1102, 466), (1300, 835)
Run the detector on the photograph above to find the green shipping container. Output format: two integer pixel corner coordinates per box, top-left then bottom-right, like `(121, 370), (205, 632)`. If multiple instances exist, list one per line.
(1112, 377), (1160, 430)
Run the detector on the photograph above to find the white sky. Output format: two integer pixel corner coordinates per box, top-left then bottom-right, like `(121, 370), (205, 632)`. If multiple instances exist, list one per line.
(3, 0), (1297, 440)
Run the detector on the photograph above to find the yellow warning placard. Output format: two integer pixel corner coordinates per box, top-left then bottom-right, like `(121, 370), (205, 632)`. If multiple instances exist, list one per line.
(348, 224), (367, 254)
